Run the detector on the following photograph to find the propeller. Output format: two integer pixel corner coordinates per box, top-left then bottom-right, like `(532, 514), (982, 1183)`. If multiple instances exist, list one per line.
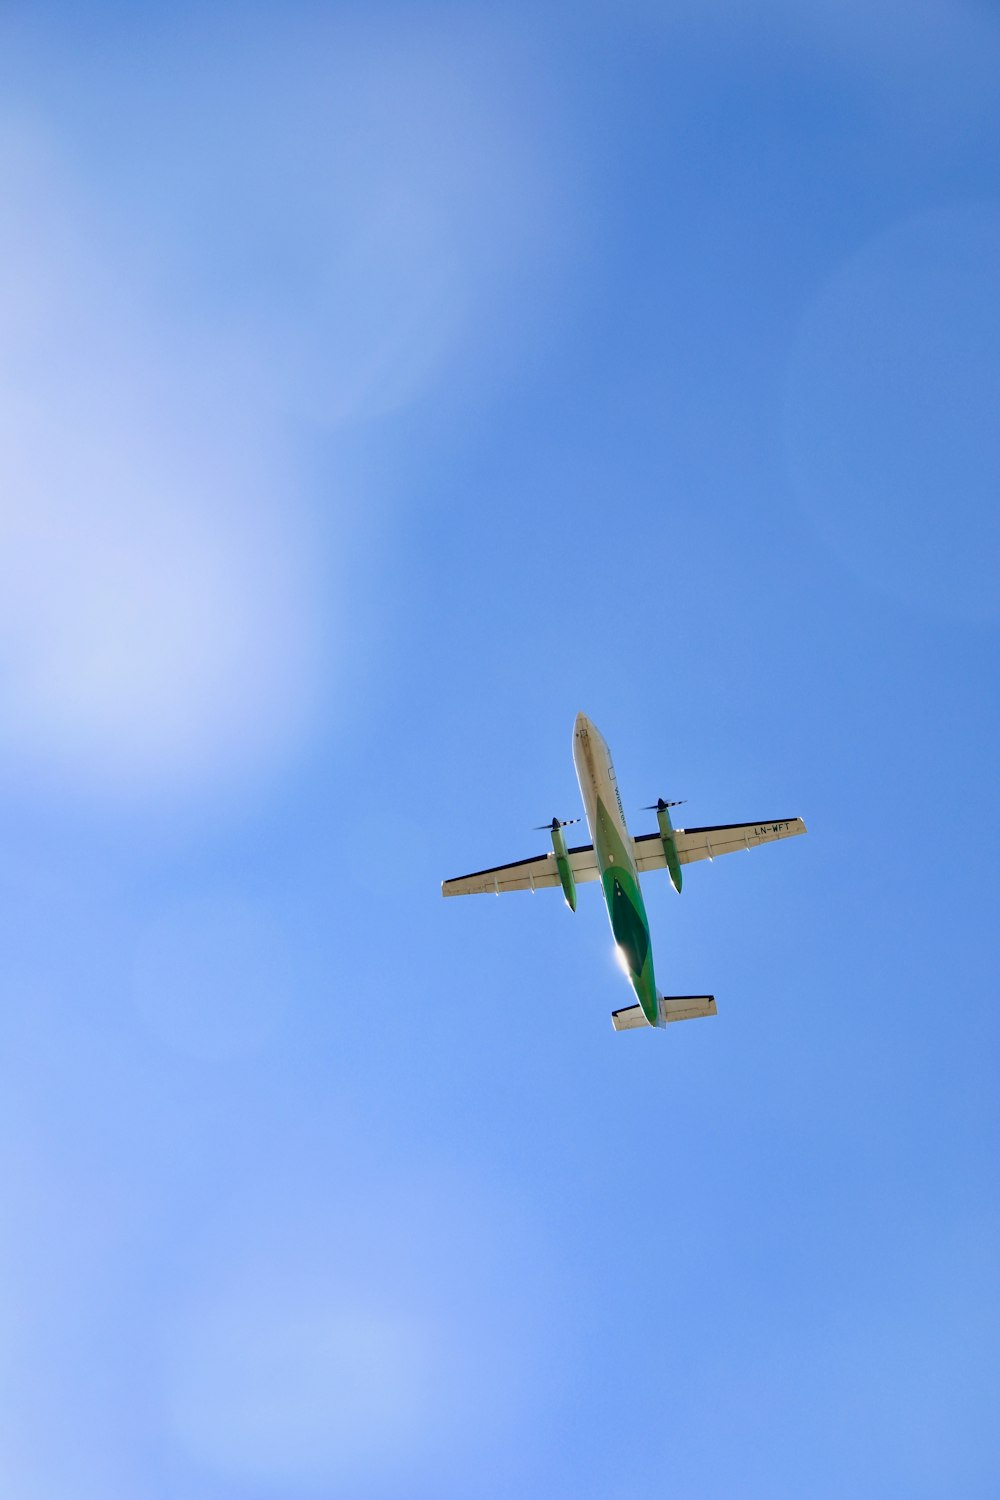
(642, 798), (686, 811)
(533, 816), (582, 831)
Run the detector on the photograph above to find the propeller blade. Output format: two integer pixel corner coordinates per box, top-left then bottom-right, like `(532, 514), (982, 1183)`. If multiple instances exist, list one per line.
(642, 798), (687, 811)
(533, 817), (582, 830)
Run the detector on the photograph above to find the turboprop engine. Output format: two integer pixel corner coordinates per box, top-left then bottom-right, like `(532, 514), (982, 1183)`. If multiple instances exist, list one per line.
(536, 817), (580, 911)
(645, 798), (685, 894)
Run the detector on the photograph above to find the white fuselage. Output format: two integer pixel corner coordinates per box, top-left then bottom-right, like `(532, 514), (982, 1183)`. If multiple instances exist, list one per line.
(572, 713), (636, 873)
(573, 712), (660, 1023)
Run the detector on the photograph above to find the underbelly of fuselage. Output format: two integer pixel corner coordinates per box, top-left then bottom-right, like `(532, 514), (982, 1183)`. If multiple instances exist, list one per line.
(572, 714), (659, 1025)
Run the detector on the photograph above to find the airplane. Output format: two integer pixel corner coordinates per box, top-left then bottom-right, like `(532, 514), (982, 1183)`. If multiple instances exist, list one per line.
(442, 713), (806, 1031)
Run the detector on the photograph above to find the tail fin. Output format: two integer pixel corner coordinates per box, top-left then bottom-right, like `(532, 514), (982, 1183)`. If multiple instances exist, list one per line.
(611, 994), (717, 1031)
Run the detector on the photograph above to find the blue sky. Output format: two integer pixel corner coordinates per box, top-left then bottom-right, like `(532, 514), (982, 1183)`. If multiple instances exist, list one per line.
(0, 2), (998, 1496)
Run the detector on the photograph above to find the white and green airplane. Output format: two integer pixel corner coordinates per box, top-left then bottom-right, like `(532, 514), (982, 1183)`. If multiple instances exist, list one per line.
(442, 713), (806, 1031)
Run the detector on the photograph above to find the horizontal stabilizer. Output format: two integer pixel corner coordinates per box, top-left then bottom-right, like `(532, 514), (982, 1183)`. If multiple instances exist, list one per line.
(611, 995), (717, 1031)
(610, 1003), (650, 1031)
(660, 994), (717, 1023)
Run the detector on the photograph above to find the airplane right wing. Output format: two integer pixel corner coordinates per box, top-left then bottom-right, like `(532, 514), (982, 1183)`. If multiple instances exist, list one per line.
(442, 842), (600, 897)
(633, 818), (806, 873)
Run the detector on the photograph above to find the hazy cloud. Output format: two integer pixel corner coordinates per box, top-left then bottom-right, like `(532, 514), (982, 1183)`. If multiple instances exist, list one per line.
(0, 126), (331, 807)
(0, 13), (567, 810)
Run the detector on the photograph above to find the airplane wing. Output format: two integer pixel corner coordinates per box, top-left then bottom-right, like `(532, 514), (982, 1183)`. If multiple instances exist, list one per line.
(442, 842), (600, 897)
(633, 818), (806, 874)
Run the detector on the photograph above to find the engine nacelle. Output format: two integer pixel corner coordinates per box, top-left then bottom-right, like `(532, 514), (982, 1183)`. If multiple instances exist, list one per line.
(655, 803), (683, 894)
(548, 822), (577, 911)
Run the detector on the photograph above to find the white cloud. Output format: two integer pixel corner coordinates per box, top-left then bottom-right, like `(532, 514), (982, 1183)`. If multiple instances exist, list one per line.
(0, 126), (332, 807)
(0, 15), (569, 810)
(49, 10), (566, 429)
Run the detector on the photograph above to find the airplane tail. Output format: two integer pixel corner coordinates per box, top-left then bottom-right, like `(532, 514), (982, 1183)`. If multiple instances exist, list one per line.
(611, 994), (717, 1031)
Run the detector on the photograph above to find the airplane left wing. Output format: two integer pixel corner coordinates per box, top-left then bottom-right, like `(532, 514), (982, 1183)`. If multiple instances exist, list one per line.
(633, 818), (806, 873)
(442, 842), (600, 897)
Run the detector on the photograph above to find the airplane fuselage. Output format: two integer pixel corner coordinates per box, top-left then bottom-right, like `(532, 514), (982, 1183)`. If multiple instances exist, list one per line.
(573, 713), (660, 1025)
